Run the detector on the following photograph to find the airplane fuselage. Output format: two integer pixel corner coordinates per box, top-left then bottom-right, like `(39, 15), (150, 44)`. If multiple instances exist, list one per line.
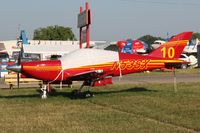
(20, 49), (181, 82)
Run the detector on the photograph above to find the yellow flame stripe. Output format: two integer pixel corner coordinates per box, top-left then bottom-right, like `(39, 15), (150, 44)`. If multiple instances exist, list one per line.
(24, 66), (62, 71)
(150, 60), (184, 63)
(72, 62), (114, 69)
(163, 40), (188, 46)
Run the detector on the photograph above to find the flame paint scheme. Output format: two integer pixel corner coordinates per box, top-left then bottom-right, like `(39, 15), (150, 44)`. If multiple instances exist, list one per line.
(7, 32), (193, 98)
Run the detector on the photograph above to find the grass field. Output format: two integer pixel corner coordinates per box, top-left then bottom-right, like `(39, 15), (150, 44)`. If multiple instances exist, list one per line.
(0, 82), (200, 133)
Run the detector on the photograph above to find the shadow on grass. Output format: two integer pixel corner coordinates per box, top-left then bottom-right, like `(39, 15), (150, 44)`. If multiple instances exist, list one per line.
(0, 87), (157, 99)
(0, 94), (40, 99)
(96, 87), (156, 94)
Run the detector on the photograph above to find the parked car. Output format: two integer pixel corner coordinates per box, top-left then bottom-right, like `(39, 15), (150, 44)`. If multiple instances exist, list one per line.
(0, 52), (9, 62)
(179, 54), (198, 69)
(179, 54), (191, 69)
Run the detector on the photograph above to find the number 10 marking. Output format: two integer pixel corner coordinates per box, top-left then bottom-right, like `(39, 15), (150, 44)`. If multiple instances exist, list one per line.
(161, 47), (175, 59)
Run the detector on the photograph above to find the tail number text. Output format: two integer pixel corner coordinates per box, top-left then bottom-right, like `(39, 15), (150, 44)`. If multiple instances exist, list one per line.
(161, 47), (175, 59)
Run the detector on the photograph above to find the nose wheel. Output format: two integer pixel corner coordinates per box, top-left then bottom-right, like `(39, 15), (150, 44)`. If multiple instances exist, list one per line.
(41, 85), (48, 99)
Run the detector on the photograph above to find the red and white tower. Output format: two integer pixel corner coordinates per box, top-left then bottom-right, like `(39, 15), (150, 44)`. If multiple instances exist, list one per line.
(78, 1), (92, 49)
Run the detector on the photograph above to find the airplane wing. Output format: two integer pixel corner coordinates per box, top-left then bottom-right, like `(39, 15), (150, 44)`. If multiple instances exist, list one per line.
(68, 69), (105, 81)
(68, 69), (113, 86)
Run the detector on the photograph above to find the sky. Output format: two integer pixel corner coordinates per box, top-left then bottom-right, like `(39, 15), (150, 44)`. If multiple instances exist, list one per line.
(0, 0), (200, 41)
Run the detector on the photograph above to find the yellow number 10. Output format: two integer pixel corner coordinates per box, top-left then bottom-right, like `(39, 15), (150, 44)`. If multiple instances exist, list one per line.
(161, 47), (175, 59)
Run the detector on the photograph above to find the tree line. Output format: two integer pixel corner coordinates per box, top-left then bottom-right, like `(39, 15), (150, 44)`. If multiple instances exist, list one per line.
(33, 25), (200, 45)
(33, 25), (76, 41)
(138, 33), (200, 45)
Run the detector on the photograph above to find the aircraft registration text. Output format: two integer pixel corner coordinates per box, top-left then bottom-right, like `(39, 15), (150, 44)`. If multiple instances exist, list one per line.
(112, 59), (150, 71)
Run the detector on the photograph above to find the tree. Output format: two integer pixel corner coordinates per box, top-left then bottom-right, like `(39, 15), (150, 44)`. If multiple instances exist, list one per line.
(33, 25), (76, 40)
(191, 33), (200, 40)
(138, 35), (165, 45)
(138, 35), (165, 53)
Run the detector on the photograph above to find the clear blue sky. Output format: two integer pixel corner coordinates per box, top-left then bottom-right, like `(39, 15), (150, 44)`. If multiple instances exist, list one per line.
(0, 0), (200, 41)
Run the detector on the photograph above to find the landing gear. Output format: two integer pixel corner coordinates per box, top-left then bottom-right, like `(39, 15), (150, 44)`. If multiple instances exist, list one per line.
(71, 81), (94, 99)
(41, 85), (48, 99)
(39, 81), (94, 99)
(71, 90), (94, 99)
(84, 91), (94, 98)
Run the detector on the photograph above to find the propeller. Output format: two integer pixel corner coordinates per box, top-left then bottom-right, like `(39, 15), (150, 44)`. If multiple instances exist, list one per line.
(6, 41), (23, 89)
(16, 41), (24, 88)
(17, 70), (20, 88)
(17, 50), (22, 88)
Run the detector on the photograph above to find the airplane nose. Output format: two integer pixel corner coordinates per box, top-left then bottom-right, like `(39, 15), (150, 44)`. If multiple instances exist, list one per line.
(6, 64), (22, 73)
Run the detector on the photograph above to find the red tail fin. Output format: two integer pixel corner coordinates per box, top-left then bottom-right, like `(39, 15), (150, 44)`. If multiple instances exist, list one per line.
(149, 32), (193, 59)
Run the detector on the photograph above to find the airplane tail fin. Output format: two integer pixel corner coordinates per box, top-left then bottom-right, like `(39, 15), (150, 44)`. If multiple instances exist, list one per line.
(149, 32), (193, 59)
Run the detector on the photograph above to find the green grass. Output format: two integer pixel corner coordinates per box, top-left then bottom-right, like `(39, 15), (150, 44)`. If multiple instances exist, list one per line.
(122, 68), (200, 77)
(156, 68), (199, 74)
(0, 83), (200, 133)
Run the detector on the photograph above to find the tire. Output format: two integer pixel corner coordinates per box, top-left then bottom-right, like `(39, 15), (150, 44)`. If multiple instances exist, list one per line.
(181, 64), (187, 69)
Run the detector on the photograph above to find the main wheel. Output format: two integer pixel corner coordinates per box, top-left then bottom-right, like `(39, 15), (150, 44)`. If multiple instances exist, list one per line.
(84, 91), (94, 98)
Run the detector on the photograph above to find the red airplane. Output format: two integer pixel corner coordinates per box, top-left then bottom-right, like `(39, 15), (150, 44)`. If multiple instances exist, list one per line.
(7, 32), (193, 98)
